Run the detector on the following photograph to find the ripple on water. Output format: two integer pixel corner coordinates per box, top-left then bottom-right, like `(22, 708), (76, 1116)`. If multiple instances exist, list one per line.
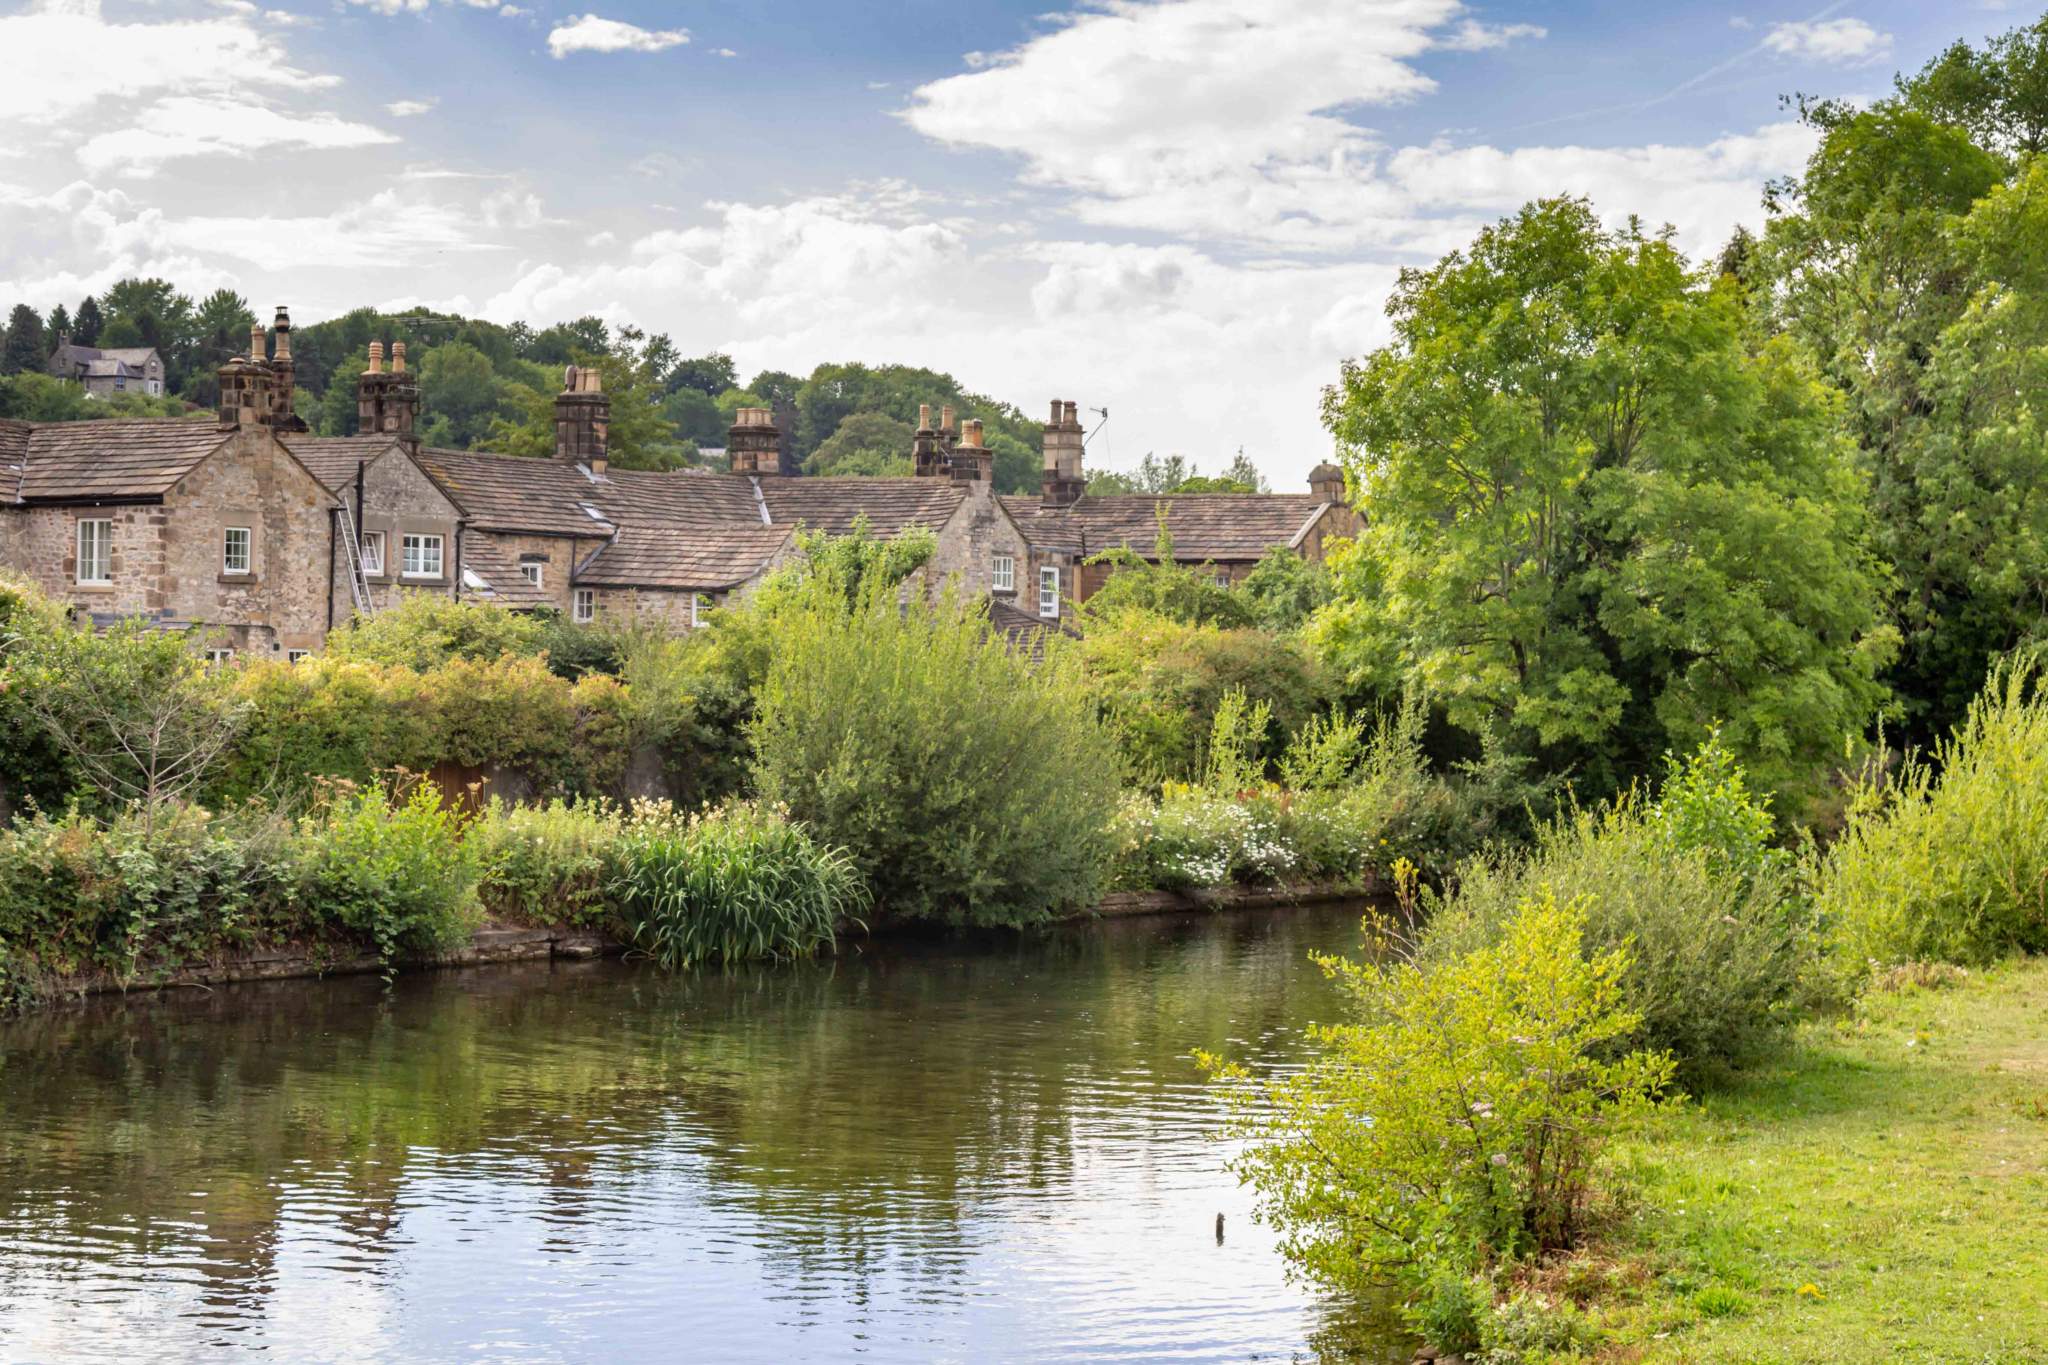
(0, 903), (1407, 1364)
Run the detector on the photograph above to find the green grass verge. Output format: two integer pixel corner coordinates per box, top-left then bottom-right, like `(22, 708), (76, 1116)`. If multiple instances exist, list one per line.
(1596, 958), (2048, 1362)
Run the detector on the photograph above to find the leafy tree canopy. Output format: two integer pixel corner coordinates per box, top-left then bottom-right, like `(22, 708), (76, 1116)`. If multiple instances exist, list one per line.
(1316, 196), (1892, 803)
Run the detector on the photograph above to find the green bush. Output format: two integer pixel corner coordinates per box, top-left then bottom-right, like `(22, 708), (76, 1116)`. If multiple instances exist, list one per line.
(1818, 659), (2048, 969)
(750, 575), (1124, 927)
(471, 798), (619, 925)
(610, 800), (865, 968)
(1078, 614), (1330, 784)
(0, 805), (278, 984)
(325, 593), (550, 669)
(1202, 892), (1671, 1348)
(1421, 747), (1818, 1082)
(287, 782), (482, 966)
(0, 576), (77, 814)
(218, 654), (630, 802)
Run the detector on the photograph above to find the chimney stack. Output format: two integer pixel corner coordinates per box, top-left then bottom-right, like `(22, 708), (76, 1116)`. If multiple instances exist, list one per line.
(266, 306), (307, 433)
(949, 418), (992, 483)
(216, 351), (273, 431)
(727, 406), (780, 475)
(912, 401), (948, 478)
(553, 363), (610, 465)
(1041, 397), (1086, 507)
(1308, 461), (1346, 506)
(357, 340), (419, 443)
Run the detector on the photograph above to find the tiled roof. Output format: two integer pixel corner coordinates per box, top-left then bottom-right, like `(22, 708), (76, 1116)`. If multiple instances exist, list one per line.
(1000, 494), (1332, 562)
(418, 448), (617, 539)
(458, 536), (554, 608)
(0, 422), (27, 503)
(589, 466), (766, 530)
(576, 523), (792, 591)
(987, 597), (1079, 662)
(283, 435), (404, 494)
(4, 419), (232, 503)
(758, 475), (967, 537)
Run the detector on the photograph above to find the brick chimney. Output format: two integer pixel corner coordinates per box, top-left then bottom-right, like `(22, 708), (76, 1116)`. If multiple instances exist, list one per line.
(1041, 398), (1086, 507)
(357, 340), (419, 443)
(554, 363), (609, 465)
(266, 306), (308, 433)
(1308, 461), (1346, 505)
(950, 418), (992, 483)
(912, 402), (948, 478)
(728, 406), (780, 475)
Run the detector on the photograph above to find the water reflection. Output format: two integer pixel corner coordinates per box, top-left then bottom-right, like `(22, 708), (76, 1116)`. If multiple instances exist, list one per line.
(0, 907), (1410, 1363)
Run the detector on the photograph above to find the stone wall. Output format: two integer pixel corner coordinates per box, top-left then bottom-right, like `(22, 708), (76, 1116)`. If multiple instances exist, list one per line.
(334, 446), (463, 622)
(915, 483), (1033, 608)
(161, 428), (335, 657)
(3, 503), (167, 617)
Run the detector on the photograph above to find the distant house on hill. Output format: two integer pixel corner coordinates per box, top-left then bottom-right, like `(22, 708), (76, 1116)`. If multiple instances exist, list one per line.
(46, 336), (165, 400)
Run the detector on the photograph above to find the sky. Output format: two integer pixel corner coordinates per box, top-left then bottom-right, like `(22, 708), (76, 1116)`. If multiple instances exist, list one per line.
(0, 0), (2037, 485)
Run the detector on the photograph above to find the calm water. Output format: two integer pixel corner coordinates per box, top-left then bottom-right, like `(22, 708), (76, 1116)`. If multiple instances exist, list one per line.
(0, 907), (1409, 1364)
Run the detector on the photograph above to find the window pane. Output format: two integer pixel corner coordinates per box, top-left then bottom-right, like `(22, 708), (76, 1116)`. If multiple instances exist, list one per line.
(223, 527), (250, 573)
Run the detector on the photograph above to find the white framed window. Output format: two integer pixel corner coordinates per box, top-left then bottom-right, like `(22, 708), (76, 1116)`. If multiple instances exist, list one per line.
(1038, 565), (1060, 619)
(572, 588), (595, 623)
(992, 554), (1015, 592)
(520, 561), (544, 588)
(204, 648), (234, 666)
(222, 526), (251, 575)
(691, 592), (709, 628)
(360, 531), (385, 576)
(401, 533), (444, 579)
(287, 649), (310, 663)
(76, 519), (112, 585)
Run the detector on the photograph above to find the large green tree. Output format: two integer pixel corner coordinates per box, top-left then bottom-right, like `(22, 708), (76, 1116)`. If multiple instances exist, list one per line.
(1755, 19), (2048, 740)
(2, 304), (45, 374)
(1316, 197), (1892, 801)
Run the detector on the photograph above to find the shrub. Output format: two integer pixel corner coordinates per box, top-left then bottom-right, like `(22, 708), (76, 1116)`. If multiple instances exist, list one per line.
(287, 781), (482, 966)
(218, 654), (630, 803)
(470, 798), (620, 925)
(1421, 771), (1818, 1082)
(1202, 892), (1671, 1345)
(1078, 615), (1330, 784)
(1817, 658), (2048, 969)
(750, 574), (1124, 927)
(325, 593), (550, 669)
(0, 576), (77, 814)
(0, 805), (278, 983)
(610, 800), (866, 968)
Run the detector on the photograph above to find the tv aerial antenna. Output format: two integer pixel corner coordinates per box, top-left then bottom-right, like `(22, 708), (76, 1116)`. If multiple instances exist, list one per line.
(1084, 406), (1110, 466)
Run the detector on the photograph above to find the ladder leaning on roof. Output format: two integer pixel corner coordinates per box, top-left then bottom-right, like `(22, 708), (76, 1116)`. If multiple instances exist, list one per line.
(336, 500), (376, 620)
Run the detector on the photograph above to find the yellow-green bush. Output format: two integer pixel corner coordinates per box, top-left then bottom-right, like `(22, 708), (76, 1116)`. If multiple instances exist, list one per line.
(1818, 659), (2048, 970)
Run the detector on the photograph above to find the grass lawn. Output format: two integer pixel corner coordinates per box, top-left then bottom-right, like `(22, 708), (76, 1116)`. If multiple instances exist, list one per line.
(1595, 957), (2048, 1362)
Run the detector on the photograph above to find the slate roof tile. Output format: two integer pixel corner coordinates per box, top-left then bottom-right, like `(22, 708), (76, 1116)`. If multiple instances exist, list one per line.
(282, 435), (404, 494)
(1000, 493), (1331, 562)
(7, 419), (232, 503)
(418, 448), (616, 538)
(576, 523), (792, 591)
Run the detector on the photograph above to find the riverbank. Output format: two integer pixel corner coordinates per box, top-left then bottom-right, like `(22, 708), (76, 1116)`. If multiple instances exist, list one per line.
(18, 879), (1381, 1010)
(1576, 958), (2048, 1361)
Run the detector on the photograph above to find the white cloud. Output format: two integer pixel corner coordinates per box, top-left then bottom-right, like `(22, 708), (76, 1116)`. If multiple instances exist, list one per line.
(900, 0), (1532, 251)
(387, 98), (437, 117)
(0, 0), (332, 125)
(78, 97), (397, 176)
(546, 13), (688, 58)
(1438, 18), (1546, 51)
(713, 47), (737, 58)
(1762, 18), (1892, 65)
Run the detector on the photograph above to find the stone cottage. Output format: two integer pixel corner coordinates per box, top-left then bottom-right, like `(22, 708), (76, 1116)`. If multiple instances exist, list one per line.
(46, 337), (167, 400)
(3, 311), (1358, 654)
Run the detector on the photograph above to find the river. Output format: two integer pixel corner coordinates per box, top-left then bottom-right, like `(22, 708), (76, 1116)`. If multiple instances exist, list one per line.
(0, 905), (1410, 1363)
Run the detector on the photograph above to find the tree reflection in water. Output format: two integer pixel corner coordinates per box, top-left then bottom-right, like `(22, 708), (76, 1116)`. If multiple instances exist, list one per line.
(0, 906), (1410, 1363)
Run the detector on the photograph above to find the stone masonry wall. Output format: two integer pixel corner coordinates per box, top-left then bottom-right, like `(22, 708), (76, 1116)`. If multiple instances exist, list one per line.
(334, 446), (463, 623)
(3, 503), (168, 617)
(163, 428), (336, 657)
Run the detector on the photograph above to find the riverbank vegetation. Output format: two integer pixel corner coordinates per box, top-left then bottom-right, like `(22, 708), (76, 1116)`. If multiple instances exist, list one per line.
(1198, 20), (2048, 1362)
